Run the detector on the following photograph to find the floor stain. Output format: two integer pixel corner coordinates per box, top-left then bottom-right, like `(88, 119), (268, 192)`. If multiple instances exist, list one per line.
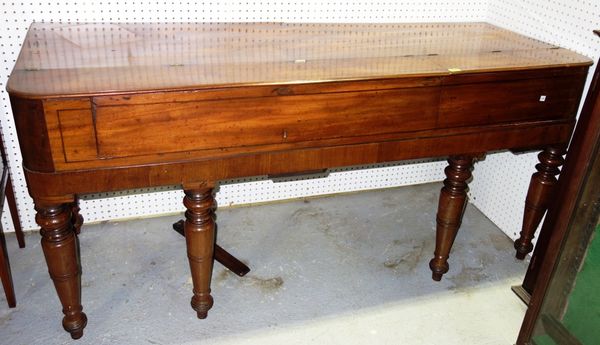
(489, 231), (511, 252)
(383, 244), (425, 272)
(215, 269), (233, 284)
(290, 206), (322, 220)
(383, 256), (405, 269)
(215, 269), (283, 292)
(0, 313), (12, 327)
(479, 252), (497, 267)
(245, 276), (284, 291)
(448, 266), (487, 290)
(289, 206), (334, 235)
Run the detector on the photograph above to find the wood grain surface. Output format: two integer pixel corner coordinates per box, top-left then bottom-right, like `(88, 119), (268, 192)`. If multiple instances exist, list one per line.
(7, 22), (591, 98)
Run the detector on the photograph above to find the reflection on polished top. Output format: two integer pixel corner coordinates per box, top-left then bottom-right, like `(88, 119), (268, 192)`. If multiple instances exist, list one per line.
(8, 22), (592, 98)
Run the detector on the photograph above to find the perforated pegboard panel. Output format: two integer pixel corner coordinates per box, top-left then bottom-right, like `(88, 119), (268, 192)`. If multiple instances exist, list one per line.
(0, 1), (597, 245)
(470, 0), (600, 240)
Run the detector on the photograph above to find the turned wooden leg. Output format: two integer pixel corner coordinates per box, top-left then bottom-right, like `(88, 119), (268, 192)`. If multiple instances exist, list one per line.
(173, 220), (251, 277)
(514, 146), (565, 260)
(430, 155), (475, 281)
(36, 202), (87, 339)
(183, 187), (216, 319)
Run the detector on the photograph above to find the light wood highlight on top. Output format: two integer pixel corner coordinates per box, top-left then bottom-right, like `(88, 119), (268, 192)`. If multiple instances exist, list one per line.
(7, 22), (592, 98)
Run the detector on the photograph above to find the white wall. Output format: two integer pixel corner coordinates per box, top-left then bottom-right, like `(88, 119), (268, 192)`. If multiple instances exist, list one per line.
(0, 1), (597, 244)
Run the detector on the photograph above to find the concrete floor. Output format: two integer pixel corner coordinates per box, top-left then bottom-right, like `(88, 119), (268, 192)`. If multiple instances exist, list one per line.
(0, 183), (528, 345)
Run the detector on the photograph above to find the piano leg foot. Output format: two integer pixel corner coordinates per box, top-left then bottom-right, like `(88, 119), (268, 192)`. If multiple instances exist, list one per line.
(430, 155), (475, 281)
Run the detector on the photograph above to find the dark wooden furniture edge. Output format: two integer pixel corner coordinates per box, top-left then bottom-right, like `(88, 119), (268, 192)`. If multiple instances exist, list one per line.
(9, 97), (53, 172)
(0, 117), (24, 308)
(518, 33), (600, 297)
(0, 127), (25, 247)
(9, 66), (587, 175)
(7, 65), (593, 100)
(22, 119), (574, 198)
(0, 161), (16, 307)
(517, 30), (600, 344)
(4, 179), (25, 248)
(511, 285), (532, 305)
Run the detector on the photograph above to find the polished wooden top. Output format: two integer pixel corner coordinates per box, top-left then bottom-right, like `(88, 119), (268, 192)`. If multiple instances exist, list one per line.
(8, 22), (592, 98)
